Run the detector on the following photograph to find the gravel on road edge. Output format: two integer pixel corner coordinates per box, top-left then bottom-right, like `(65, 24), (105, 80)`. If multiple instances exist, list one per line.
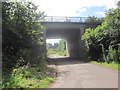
(46, 58), (57, 79)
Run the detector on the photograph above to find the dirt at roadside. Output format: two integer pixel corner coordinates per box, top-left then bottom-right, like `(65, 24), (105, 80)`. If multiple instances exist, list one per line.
(46, 54), (67, 78)
(46, 58), (57, 79)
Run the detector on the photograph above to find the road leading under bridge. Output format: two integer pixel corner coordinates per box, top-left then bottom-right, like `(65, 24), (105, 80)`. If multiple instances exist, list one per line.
(48, 56), (118, 88)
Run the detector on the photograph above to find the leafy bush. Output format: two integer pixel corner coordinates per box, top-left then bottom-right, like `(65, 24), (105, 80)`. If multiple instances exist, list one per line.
(2, 1), (48, 88)
(82, 8), (120, 62)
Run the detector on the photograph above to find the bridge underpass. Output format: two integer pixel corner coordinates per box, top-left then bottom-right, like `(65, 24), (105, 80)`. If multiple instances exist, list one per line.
(41, 16), (101, 59)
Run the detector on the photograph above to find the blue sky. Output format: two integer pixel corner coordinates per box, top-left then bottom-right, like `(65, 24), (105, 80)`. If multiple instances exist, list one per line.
(32, 0), (118, 17)
(32, 0), (118, 44)
(76, 6), (106, 18)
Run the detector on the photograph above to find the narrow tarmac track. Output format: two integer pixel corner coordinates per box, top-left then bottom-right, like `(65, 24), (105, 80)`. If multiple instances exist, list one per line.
(48, 55), (118, 88)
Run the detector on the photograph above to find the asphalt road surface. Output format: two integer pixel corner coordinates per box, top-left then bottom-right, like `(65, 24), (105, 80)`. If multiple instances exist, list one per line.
(48, 55), (118, 88)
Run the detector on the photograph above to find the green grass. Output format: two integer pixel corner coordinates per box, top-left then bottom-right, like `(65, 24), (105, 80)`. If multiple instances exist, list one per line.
(47, 49), (66, 56)
(57, 51), (66, 56)
(2, 66), (54, 88)
(90, 61), (120, 70)
(47, 49), (58, 56)
(4, 77), (54, 88)
(38, 77), (54, 88)
(15, 77), (54, 88)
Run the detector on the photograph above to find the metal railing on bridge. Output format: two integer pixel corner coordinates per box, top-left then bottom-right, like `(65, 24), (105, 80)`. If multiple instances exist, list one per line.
(39, 16), (88, 22)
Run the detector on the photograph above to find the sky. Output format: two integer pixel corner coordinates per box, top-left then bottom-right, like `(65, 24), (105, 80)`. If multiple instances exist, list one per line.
(31, 0), (119, 44)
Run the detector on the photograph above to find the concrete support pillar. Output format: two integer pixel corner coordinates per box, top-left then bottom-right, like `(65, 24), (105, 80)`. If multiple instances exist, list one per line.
(65, 39), (69, 57)
(66, 30), (80, 59)
(79, 25), (87, 59)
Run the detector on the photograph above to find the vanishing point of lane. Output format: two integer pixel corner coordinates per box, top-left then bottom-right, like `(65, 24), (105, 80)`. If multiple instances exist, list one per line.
(48, 56), (118, 88)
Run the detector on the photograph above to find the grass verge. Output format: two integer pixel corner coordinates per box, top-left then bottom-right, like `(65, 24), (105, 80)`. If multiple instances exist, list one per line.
(38, 77), (54, 88)
(90, 61), (120, 70)
(2, 65), (54, 88)
(47, 49), (66, 56)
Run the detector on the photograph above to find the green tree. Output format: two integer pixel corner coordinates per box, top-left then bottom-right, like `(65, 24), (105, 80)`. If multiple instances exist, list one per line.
(58, 40), (66, 52)
(57, 39), (67, 56)
(2, 1), (47, 83)
(82, 7), (120, 62)
(84, 16), (102, 23)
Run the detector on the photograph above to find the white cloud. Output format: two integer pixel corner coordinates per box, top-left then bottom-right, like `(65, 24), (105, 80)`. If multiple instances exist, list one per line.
(46, 39), (61, 45)
(95, 11), (105, 17)
(105, 0), (119, 9)
(32, 0), (118, 16)
(76, 7), (87, 13)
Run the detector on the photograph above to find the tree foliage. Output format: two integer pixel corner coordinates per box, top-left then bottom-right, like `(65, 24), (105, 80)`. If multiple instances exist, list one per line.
(84, 16), (102, 23)
(2, 1), (47, 81)
(82, 7), (120, 62)
(58, 40), (66, 52)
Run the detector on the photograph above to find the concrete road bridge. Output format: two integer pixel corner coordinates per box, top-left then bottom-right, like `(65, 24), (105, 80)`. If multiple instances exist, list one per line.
(40, 16), (101, 59)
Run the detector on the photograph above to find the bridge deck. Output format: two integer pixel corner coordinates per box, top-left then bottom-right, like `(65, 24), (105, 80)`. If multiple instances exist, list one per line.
(38, 16), (100, 23)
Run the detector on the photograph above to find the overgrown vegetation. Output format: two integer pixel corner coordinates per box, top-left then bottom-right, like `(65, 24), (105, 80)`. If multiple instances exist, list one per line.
(2, 65), (54, 88)
(47, 39), (67, 56)
(2, 1), (53, 88)
(82, 2), (120, 65)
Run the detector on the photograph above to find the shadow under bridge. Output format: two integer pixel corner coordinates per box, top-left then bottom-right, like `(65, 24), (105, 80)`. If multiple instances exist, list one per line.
(40, 16), (101, 59)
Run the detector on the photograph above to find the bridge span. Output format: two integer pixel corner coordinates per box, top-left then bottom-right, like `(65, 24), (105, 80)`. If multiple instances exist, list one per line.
(40, 16), (101, 59)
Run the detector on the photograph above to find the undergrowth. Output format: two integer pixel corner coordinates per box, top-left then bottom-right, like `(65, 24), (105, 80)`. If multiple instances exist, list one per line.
(2, 64), (54, 88)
